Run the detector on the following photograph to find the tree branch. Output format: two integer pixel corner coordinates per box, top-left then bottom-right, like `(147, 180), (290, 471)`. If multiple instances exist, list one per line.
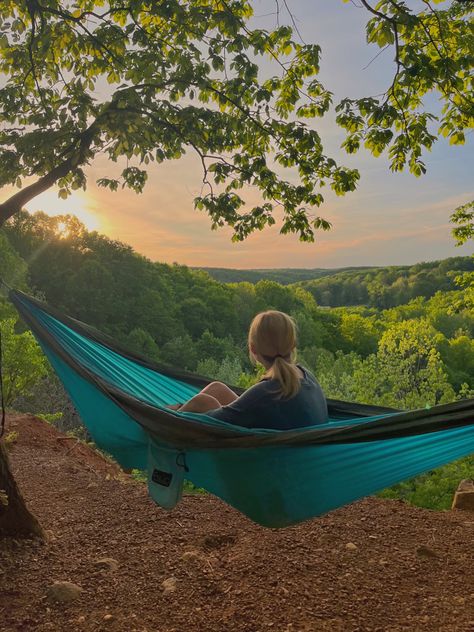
(0, 120), (100, 226)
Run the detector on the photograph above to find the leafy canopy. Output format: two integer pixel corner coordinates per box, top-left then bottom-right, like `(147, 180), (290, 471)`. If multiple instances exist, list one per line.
(0, 0), (472, 240)
(339, 0), (473, 176)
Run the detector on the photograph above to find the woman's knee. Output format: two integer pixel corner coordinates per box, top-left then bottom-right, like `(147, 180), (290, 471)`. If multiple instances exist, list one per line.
(180, 393), (220, 413)
(203, 381), (237, 405)
(206, 381), (226, 390)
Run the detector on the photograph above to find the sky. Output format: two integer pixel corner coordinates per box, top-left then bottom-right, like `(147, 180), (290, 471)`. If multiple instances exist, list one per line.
(21, 1), (474, 269)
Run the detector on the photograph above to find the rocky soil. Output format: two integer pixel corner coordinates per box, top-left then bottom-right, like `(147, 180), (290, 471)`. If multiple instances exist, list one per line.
(1, 414), (473, 632)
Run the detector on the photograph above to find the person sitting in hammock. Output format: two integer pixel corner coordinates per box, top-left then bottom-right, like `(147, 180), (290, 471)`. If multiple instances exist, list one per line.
(171, 310), (328, 430)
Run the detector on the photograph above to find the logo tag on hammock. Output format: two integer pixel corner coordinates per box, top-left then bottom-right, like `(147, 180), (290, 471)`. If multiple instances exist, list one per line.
(151, 469), (173, 487)
(147, 442), (186, 509)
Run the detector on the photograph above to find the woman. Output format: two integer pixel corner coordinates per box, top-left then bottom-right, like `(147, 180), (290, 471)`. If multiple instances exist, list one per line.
(172, 310), (328, 430)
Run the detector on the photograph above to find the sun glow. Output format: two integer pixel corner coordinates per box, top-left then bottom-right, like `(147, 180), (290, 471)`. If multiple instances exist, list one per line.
(26, 190), (101, 232)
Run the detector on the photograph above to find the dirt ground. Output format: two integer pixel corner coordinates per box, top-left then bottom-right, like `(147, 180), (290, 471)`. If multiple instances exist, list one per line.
(1, 413), (473, 632)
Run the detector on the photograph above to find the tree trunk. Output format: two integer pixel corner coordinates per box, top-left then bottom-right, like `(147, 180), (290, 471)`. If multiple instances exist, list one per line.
(0, 439), (44, 539)
(0, 117), (101, 227)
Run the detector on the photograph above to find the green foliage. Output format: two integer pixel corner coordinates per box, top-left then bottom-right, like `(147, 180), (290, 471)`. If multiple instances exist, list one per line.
(124, 328), (161, 363)
(337, 1), (473, 175)
(318, 320), (456, 409)
(379, 456), (474, 511)
(160, 334), (198, 372)
(0, 317), (48, 406)
(360, 321), (454, 409)
(451, 200), (474, 246)
(339, 312), (378, 357)
(197, 356), (243, 386)
(0, 0), (357, 240)
(200, 266), (373, 285)
(3, 430), (18, 450)
(0, 230), (28, 288)
(36, 412), (63, 425)
(0, 230), (29, 318)
(0, 3), (470, 238)
(296, 258), (473, 308)
(439, 335), (474, 390)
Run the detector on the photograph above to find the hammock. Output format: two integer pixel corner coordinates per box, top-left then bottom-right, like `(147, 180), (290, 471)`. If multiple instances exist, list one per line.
(7, 288), (474, 528)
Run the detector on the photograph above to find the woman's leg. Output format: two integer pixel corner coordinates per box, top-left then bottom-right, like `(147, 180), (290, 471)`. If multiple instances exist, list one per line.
(167, 381), (237, 412)
(178, 393), (221, 413)
(200, 381), (238, 406)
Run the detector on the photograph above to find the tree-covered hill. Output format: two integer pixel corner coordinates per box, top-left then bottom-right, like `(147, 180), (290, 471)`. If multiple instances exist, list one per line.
(296, 258), (474, 308)
(199, 258), (473, 308)
(195, 266), (376, 285)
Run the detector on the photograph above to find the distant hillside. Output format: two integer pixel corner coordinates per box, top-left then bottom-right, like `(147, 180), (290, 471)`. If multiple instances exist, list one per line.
(195, 266), (376, 285)
(197, 257), (473, 308)
(296, 256), (473, 308)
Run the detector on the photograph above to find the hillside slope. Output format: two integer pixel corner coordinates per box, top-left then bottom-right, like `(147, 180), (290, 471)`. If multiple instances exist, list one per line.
(1, 414), (473, 632)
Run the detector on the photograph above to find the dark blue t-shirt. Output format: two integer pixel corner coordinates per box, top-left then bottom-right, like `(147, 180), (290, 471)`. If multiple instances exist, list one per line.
(206, 366), (328, 430)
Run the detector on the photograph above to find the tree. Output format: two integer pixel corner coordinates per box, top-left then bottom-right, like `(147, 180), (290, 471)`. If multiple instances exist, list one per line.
(339, 312), (378, 357)
(337, 0), (473, 175)
(356, 320), (455, 408)
(451, 200), (474, 246)
(0, 231), (29, 319)
(450, 200), (473, 311)
(0, 318), (48, 538)
(0, 1), (471, 240)
(0, 0), (348, 241)
(124, 327), (161, 363)
(0, 441), (44, 538)
(0, 319), (48, 407)
(160, 334), (198, 371)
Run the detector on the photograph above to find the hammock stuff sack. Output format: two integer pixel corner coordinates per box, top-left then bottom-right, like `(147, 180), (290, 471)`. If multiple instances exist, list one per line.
(8, 289), (474, 529)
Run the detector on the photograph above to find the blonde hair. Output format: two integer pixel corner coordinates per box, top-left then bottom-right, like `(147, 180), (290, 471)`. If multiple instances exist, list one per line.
(248, 310), (301, 399)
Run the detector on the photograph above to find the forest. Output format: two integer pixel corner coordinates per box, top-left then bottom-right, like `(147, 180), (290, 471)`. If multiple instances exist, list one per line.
(200, 258), (474, 310)
(1, 210), (473, 513)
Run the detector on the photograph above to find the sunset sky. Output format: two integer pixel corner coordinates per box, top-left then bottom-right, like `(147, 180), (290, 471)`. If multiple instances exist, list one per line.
(22, 1), (473, 269)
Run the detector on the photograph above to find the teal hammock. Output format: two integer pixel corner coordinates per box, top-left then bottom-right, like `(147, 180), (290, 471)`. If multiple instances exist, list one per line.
(8, 289), (474, 528)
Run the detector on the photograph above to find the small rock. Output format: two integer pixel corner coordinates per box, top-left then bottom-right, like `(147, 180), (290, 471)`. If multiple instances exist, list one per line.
(457, 479), (474, 492)
(94, 558), (119, 572)
(46, 581), (83, 604)
(44, 530), (56, 542)
(345, 542), (358, 551)
(452, 479), (474, 511)
(103, 614), (114, 621)
(161, 577), (177, 594)
(77, 616), (86, 623)
(181, 550), (204, 563)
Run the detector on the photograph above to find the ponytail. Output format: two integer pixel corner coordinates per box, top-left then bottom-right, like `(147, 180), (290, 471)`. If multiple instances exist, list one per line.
(267, 354), (301, 399)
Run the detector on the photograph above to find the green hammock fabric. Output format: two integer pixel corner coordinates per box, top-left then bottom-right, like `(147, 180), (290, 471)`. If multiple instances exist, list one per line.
(8, 289), (474, 528)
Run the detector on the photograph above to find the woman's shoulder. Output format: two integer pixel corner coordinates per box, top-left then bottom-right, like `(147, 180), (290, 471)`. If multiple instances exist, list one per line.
(297, 364), (318, 384)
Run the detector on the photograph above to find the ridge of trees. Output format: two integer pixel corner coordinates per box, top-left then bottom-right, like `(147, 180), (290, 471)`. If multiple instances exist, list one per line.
(194, 266), (378, 286)
(197, 258), (473, 307)
(295, 257), (474, 308)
